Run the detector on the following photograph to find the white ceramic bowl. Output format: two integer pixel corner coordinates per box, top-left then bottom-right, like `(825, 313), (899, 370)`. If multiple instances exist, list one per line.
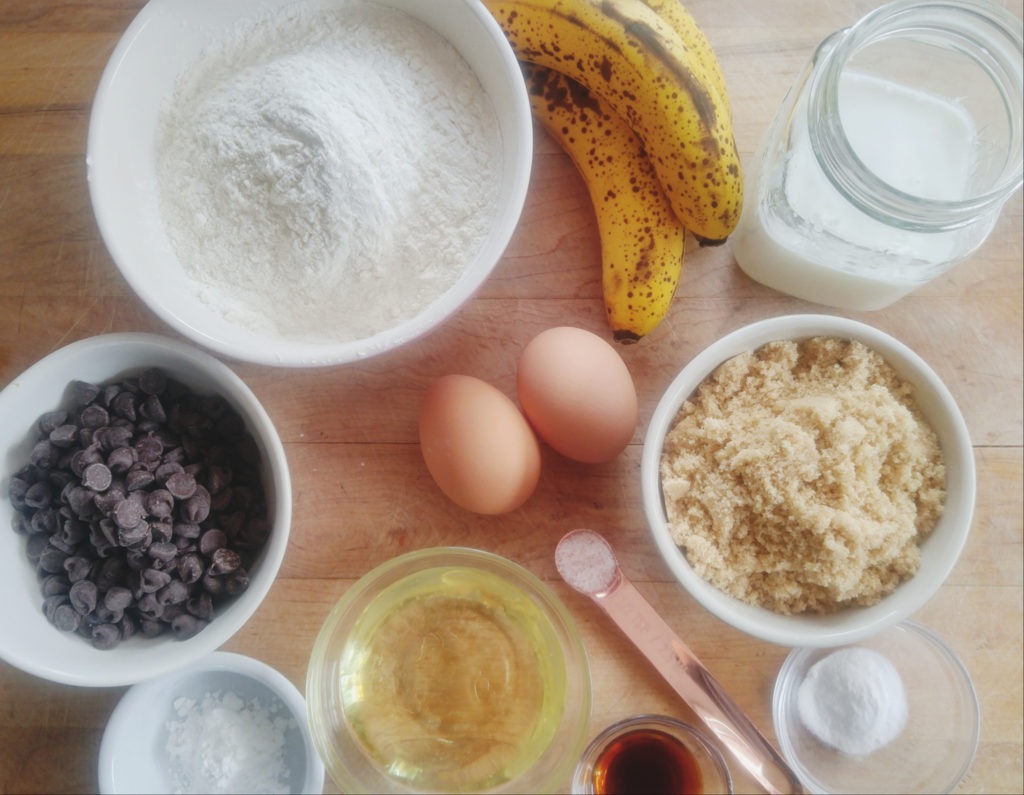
(98, 651), (325, 794)
(641, 314), (975, 647)
(772, 621), (980, 793)
(87, 0), (533, 367)
(0, 333), (291, 686)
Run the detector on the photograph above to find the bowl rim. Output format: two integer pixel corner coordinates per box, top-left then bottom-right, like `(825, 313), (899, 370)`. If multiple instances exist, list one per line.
(86, 0), (534, 368)
(97, 650), (326, 794)
(640, 313), (976, 647)
(769, 620), (981, 794)
(305, 545), (593, 794)
(0, 332), (291, 686)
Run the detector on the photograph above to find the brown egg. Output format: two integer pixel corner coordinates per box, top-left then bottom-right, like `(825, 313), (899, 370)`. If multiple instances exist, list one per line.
(419, 374), (541, 515)
(517, 327), (638, 464)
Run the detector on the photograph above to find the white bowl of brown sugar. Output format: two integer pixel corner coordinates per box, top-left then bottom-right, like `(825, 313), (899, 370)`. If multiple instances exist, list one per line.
(641, 315), (975, 648)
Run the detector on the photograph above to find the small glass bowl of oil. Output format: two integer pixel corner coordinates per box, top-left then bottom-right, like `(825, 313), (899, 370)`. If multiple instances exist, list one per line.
(306, 547), (592, 794)
(571, 714), (733, 795)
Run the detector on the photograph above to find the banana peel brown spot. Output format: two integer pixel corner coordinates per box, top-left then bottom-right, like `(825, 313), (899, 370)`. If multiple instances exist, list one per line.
(599, 4), (718, 134)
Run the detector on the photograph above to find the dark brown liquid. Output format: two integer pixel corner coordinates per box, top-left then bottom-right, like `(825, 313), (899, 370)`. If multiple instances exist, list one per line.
(592, 728), (704, 795)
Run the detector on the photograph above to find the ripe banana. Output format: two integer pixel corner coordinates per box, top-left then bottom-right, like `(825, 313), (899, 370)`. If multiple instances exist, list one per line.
(640, 0), (730, 108)
(483, 0), (742, 244)
(523, 63), (685, 342)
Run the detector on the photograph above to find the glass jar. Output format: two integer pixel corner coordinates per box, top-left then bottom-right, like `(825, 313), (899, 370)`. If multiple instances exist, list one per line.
(731, 0), (1023, 310)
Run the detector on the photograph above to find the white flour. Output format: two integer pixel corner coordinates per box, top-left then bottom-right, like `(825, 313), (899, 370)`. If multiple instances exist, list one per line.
(156, 0), (502, 342)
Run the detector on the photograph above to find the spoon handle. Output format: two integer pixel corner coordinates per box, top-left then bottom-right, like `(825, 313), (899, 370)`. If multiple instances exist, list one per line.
(596, 578), (804, 795)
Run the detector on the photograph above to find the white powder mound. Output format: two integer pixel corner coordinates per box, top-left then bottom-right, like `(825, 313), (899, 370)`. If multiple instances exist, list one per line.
(165, 689), (297, 794)
(797, 647), (908, 756)
(156, 0), (502, 343)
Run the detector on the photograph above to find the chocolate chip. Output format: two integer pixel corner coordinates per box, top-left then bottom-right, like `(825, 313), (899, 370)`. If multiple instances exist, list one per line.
(53, 603), (82, 633)
(178, 554), (204, 585)
(90, 623), (120, 650)
(29, 439), (58, 469)
(104, 586), (133, 612)
(24, 481), (54, 510)
(49, 424), (80, 449)
(171, 614), (206, 640)
(71, 381), (101, 408)
(38, 410), (69, 435)
(145, 489), (175, 519)
(125, 467), (155, 492)
(148, 541), (178, 564)
(82, 462), (112, 492)
(158, 580), (190, 606)
(208, 548), (241, 576)
(106, 446), (136, 473)
(111, 391), (137, 421)
(80, 404), (110, 429)
(187, 592), (213, 621)
(180, 486), (211, 524)
(42, 574), (71, 596)
(69, 580), (98, 615)
(139, 568), (172, 594)
(199, 528), (227, 556)
(64, 555), (93, 583)
(113, 498), (145, 530)
(165, 471), (197, 500)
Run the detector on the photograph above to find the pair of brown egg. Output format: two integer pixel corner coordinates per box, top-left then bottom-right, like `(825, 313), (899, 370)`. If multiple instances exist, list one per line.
(419, 326), (639, 515)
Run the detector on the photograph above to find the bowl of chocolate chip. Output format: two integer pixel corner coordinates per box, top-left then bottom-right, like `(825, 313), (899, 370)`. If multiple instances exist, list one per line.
(0, 333), (290, 686)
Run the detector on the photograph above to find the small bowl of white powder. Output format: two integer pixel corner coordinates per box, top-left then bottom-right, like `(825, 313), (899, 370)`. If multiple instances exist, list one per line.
(771, 621), (980, 793)
(98, 651), (325, 795)
(87, 0), (532, 367)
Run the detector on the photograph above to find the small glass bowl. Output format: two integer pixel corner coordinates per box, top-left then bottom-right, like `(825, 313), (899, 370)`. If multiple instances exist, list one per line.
(306, 547), (591, 794)
(772, 621), (980, 793)
(571, 714), (733, 794)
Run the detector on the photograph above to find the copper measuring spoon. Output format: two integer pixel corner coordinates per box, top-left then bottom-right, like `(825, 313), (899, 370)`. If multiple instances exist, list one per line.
(555, 528), (804, 795)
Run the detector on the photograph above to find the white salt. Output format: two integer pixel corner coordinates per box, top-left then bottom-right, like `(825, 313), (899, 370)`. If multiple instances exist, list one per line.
(555, 530), (619, 595)
(165, 689), (297, 794)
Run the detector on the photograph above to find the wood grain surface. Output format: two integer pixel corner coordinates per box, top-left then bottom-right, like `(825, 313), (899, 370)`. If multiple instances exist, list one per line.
(1, 1), (1022, 793)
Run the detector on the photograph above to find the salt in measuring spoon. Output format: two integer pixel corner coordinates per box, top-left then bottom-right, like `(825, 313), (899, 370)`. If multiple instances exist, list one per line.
(555, 528), (804, 795)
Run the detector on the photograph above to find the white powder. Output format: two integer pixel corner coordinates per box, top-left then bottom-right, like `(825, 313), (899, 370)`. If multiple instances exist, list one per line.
(797, 647), (908, 756)
(156, 0), (502, 343)
(165, 689), (297, 795)
(555, 530), (619, 595)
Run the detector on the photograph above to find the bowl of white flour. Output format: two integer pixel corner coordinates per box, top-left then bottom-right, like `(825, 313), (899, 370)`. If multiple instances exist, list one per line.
(87, 0), (532, 367)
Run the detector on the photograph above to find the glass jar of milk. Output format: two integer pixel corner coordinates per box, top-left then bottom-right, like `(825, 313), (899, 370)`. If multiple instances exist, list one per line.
(732, 0), (1022, 310)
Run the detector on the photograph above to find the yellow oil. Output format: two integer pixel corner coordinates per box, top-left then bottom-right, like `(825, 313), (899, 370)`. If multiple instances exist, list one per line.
(338, 565), (567, 792)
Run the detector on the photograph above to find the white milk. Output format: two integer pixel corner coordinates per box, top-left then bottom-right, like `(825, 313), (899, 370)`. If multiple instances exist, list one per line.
(733, 71), (978, 310)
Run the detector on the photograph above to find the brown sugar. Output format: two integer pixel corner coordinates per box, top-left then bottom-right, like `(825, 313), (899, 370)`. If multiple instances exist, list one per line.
(659, 337), (946, 614)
